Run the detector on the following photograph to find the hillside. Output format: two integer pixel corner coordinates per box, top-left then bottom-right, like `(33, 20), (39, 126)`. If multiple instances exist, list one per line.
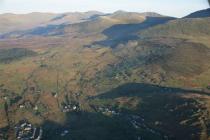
(0, 13), (55, 34)
(138, 8), (210, 40)
(139, 18), (210, 38)
(0, 11), (104, 35)
(0, 11), (144, 38)
(185, 8), (210, 18)
(0, 9), (210, 140)
(138, 14), (210, 49)
(49, 11), (104, 25)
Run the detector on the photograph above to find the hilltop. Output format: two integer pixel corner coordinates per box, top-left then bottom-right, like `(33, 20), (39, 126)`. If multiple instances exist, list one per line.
(184, 8), (210, 18)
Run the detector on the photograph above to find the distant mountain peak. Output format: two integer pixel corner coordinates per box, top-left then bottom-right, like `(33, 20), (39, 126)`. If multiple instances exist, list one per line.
(114, 10), (128, 13)
(112, 11), (164, 18)
(139, 12), (163, 17)
(84, 11), (104, 15)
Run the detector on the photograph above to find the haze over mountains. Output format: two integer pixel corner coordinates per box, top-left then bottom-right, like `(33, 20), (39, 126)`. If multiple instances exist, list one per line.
(0, 8), (210, 140)
(0, 11), (104, 34)
(0, 11), (168, 37)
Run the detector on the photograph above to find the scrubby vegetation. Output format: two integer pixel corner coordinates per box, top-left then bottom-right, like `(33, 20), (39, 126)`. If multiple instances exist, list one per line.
(0, 8), (210, 140)
(0, 48), (36, 63)
(139, 18), (210, 38)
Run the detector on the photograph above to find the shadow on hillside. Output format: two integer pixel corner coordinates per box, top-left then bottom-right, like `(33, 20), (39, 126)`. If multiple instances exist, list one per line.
(184, 8), (210, 18)
(92, 16), (175, 47)
(91, 83), (207, 140)
(40, 83), (209, 140)
(0, 24), (66, 39)
(96, 83), (210, 99)
(26, 24), (66, 36)
(41, 111), (136, 140)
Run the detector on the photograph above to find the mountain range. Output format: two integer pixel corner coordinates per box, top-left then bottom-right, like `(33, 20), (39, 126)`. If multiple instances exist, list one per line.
(0, 8), (210, 140)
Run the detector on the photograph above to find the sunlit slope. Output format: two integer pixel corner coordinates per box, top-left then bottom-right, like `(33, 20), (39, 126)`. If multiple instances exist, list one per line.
(0, 11), (103, 35)
(0, 13), (55, 34)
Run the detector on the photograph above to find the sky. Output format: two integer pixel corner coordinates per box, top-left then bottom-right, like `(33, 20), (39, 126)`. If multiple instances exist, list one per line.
(0, 0), (209, 17)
